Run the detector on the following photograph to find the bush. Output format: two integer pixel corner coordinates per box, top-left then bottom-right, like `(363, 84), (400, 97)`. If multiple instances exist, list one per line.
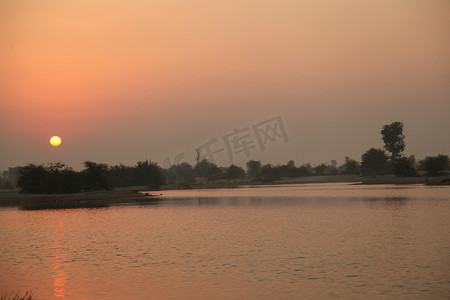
(17, 163), (81, 194)
(393, 156), (417, 177)
(420, 154), (450, 176)
(260, 164), (282, 182)
(166, 162), (195, 183)
(81, 161), (109, 191)
(361, 148), (389, 176)
(194, 159), (222, 181)
(246, 160), (262, 178)
(341, 157), (360, 175)
(225, 164), (246, 179)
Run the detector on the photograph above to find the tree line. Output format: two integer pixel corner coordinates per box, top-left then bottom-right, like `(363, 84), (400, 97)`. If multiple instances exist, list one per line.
(16, 160), (165, 194)
(1, 121), (449, 194)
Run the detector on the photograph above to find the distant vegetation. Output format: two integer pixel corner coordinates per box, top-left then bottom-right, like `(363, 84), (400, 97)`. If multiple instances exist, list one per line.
(0, 167), (20, 189)
(16, 160), (165, 194)
(1, 121), (449, 194)
(419, 154), (450, 176)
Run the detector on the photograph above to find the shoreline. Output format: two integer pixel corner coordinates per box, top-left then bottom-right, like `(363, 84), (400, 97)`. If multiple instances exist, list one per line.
(1, 175), (449, 208)
(0, 188), (161, 209)
(161, 174), (450, 190)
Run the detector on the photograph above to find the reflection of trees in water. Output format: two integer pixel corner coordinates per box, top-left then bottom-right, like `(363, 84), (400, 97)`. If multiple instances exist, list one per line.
(160, 196), (357, 207)
(52, 220), (66, 298)
(364, 196), (409, 209)
(20, 199), (109, 210)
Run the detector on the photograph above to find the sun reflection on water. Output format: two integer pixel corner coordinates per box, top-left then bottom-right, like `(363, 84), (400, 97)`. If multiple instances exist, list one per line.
(52, 220), (66, 297)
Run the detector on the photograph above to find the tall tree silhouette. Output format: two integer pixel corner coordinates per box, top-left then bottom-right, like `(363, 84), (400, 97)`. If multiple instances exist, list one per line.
(380, 121), (405, 161)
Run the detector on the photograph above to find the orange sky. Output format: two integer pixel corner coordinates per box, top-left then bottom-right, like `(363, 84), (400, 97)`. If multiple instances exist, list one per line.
(1, 0), (449, 170)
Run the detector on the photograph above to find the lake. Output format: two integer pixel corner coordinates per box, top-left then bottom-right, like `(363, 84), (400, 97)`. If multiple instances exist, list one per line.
(1, 183), (449, 299)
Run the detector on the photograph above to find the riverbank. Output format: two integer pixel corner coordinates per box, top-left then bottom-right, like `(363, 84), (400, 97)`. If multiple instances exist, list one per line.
(1, 175), (449, 207)
(162, 174), (450, 190)
(273, 174), (450, 185)
(0, 187), (161, 208)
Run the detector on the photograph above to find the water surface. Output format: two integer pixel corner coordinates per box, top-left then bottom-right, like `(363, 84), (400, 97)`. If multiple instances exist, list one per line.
(1, 183), (449, 299)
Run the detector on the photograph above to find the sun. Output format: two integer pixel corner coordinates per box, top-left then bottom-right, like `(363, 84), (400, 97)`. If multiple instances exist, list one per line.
(50, 136), (62, 147)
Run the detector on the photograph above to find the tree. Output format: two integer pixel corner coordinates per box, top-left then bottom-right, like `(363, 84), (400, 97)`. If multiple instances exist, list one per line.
(393, 156), (417, 177)
(48, 163), (82, 193)
(17, 163), (81, 194)
(17, 164), (47, 193)
(1, 167), (20, 189)
(225, 164), (246, 179)
(342, 157), (360, 175)
(420, 154), (450, 176)
(81, 161), (109, 191)
(173, 162), (195, 181)
(381, 121), (405, 161)
(108, 164), (134, 187)
(246, 160), (262, 178)
(360, 148), (389, 176)
(195, 149), (202, 165)
(260, 164), (281, 182)
(278, 160), (300, 178)
(331, 160), (337, 168)
(313, 163), (328, 175)
(194, 159), (222, 180)
(298, 163), (314, 176)
(166, 162), (195, 184)
(133, 160), (166, 189)
(312, 162), (338, 176)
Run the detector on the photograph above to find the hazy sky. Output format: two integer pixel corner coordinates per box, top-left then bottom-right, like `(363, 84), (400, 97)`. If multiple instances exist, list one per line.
(1, 0), (449, 170)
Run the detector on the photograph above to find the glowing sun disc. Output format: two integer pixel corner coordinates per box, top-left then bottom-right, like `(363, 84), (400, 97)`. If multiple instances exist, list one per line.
(50, 136), (62, 147)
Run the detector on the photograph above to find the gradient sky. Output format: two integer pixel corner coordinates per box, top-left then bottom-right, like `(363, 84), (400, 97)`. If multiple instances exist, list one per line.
(1, 0), (449, 171)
